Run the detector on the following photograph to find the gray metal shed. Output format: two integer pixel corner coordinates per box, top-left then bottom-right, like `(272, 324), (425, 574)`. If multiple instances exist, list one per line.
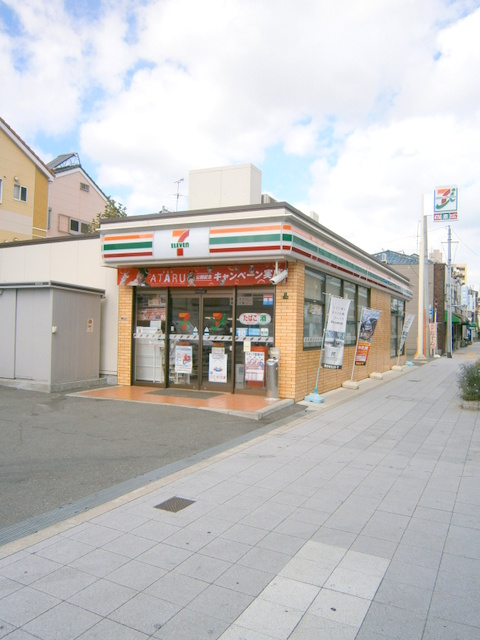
(0, 281), (105, 392)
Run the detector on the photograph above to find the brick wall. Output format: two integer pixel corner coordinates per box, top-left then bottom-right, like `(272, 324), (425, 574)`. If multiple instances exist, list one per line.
(275, 264), (405, 401)
(117, 285), (133, 385)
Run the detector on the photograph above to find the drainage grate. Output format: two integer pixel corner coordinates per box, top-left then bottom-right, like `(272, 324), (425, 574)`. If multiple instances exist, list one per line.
(154, 496), (195, 512)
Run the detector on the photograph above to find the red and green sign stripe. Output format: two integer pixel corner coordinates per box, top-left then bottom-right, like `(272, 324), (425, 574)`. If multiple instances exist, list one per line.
(103, 233), (153, 260)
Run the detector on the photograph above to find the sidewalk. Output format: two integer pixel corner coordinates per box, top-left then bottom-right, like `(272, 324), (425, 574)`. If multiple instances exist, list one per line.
(1, 346), (479, 639)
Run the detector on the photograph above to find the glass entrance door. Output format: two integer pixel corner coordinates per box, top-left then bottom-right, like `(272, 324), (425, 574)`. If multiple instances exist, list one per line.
(168, 292), (234, 391)
(201, 294), (233, 391)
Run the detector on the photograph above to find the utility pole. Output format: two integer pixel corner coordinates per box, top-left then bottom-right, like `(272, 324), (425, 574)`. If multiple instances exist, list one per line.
(174, 178), (184, 212)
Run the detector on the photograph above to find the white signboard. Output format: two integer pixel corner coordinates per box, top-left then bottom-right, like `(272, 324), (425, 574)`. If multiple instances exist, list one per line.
(434, 185), (458, 221)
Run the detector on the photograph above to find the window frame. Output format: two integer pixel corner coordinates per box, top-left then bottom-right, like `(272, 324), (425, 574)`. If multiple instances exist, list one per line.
(13, 184), (27, 202)
(304, 269), (370, 350)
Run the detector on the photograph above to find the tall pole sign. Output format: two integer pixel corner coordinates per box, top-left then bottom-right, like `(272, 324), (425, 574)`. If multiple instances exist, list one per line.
(434, 185), (458, 358)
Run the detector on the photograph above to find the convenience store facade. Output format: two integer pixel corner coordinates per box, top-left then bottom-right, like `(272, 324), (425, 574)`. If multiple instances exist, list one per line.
(101, 203), (412, 402)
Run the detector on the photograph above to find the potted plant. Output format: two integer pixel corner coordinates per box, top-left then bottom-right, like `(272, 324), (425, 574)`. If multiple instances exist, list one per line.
(458, 358), (480, 410)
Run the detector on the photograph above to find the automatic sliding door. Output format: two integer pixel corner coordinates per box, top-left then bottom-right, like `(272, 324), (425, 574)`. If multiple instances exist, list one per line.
(201, 295), (233, 391)
(168, 296), (200, 388)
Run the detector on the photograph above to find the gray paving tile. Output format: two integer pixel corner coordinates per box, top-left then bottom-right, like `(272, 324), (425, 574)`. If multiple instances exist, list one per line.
(289, 611), (358, 639)
(34, 537), (94, 565)
(175, 553), (231, 582)
(310, 526), (357, 549)
(67, 577), (136, 616)
(101, 531), (158, 558)
(107, 558), (165, 590)
(145, 571), (208, 606)
(135, 541), (192, 571)
(0, 629), (39, 639)
(31, 565), (97, 599)
(0, 554), (61, 586)
(215, 565), (275, 596)
(429, 590), (480, 628)
(153, 607), (230, 639)
(308, 588), (371, 627)
(188, 584), (253, 622)
(231, 598), (303, 639)
(374, 579), (433, 615)
(200, 536), (251, 563)
(423, 616), (480, 640)
(259, 576), (318, 610)
(359, 600), (426, 639)
(69, 547), (130, 577)
(361, 510), (410, 542)
(77, 618), (150, 639)
(109, 592), (180, 635)
(23, 601), (101, 640)
(130, 519), (181, 542)
(350, 534), (397, 559)
(0, 586), (59, 627)
(238, 546), (290, 574)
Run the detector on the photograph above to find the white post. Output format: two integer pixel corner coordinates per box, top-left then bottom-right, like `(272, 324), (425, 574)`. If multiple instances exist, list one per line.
(414, 195), (428, 364)
(446, 225), (453, 358)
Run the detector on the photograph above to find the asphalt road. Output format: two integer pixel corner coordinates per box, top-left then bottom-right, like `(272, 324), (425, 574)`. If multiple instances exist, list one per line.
(0, 386), (305, 533)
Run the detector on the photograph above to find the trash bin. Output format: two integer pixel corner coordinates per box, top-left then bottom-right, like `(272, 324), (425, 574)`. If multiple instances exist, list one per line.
(266, 357), (279, 400)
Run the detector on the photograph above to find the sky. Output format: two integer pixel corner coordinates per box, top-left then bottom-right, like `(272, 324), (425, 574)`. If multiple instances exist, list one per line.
(2, 0), (480, 288)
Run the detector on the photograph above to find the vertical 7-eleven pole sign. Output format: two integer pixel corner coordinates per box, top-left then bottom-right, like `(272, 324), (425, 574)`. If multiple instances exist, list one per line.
(434, 185), (458, 358)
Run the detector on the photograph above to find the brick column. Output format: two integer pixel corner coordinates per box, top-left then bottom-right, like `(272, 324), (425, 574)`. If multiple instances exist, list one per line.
(117, 285), (133, 385)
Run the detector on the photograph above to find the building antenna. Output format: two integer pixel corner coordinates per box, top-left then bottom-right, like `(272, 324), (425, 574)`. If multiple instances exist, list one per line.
(174, 178), (184, 212)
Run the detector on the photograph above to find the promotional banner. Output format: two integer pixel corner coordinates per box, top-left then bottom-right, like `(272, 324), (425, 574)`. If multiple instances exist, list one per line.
(323, 296), (351, 370)
(429, 322), (438, 352)
(399, 313), (415, 352)
(355, 308), (381, 366)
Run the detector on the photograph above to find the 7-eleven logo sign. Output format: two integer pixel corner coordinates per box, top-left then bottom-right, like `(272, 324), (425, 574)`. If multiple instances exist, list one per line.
(171, 229), (190, 256)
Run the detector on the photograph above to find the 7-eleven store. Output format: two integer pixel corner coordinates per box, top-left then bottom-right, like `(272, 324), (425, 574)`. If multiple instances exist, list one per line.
(100, 203), (412, 401)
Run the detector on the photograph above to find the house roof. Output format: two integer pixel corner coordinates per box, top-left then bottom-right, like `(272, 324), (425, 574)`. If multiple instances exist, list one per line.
(0, 117), (53, 182)
(0, 117), (54, 180)
(47, 152), (108, 201)
(47, 153), (81, 171)
(372, 250), (422, 265)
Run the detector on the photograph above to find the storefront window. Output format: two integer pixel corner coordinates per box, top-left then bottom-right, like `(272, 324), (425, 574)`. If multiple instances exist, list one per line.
(304, 271), (325, 349)
(134, 291), (167, 383)
(234, 289), (274, 391)
(304, 270), (371, 350)
(343, 281), (357, 346)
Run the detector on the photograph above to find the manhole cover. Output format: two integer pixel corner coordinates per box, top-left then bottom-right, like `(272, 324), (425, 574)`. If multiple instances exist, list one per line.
(154, 496), (195, 512)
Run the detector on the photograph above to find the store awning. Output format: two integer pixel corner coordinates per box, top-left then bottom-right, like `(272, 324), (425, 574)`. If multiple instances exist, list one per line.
(468, 323), (477, 329)
(444, 311), (464, 324)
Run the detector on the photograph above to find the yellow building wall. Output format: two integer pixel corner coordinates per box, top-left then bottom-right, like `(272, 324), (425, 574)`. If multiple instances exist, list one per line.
(0, 129), (49, 241)
(32, 166), (49, 238)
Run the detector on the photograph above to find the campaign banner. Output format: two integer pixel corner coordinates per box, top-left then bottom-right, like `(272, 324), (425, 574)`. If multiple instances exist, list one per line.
(355, 308), (381, 366)
(399, 313), (415, 352)
(323, 296), (351, 370)
(429, 322), (438, 352)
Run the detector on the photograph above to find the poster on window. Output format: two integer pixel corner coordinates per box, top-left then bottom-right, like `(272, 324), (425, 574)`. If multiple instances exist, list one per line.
(245, 351), (265, 381)
(209, 352), (227, 383)
(323, 296), (351, 369)
(175, 345), (193, 373)
(399, 313), (415, 352)
(355, 308), (381, 366)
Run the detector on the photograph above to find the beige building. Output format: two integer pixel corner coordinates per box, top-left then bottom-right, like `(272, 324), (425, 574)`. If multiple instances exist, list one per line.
(46, 153), (108, 238)
(0, 117), (53, 242)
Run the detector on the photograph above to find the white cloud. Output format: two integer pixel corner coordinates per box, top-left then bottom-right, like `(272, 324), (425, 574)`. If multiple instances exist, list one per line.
(1, 0), (480, 285)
